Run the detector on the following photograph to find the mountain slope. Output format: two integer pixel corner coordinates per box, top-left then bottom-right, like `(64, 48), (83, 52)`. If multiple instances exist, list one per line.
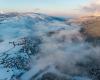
(0, 13), (100, 80)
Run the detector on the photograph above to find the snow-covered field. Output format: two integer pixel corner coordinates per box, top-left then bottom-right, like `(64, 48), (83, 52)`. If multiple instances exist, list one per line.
(0, 12), (100, 80)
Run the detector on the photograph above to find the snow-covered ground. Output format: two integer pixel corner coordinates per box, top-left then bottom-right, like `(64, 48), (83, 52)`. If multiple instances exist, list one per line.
(0, 12), (99, 80)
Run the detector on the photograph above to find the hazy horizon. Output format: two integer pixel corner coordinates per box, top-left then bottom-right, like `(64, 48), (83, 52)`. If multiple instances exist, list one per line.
(0, 0), (93, 16)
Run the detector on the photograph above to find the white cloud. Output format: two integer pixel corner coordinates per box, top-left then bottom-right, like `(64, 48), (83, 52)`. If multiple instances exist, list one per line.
(82, 0), (100, 14)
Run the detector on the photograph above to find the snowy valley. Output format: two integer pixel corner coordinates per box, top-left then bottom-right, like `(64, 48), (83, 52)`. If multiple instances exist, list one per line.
(0, 12), (100, 80)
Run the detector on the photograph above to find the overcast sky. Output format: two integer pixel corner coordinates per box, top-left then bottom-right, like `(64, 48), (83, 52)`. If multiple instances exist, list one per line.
(0, 0), (98, 16)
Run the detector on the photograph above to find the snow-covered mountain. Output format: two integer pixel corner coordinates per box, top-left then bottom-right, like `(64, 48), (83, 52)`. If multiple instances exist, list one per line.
(0, 12), (100, 80)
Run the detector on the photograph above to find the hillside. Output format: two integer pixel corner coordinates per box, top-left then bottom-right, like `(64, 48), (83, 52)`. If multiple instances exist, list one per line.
(81, 16), (100, 38)
(0, 12), (100, 80)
